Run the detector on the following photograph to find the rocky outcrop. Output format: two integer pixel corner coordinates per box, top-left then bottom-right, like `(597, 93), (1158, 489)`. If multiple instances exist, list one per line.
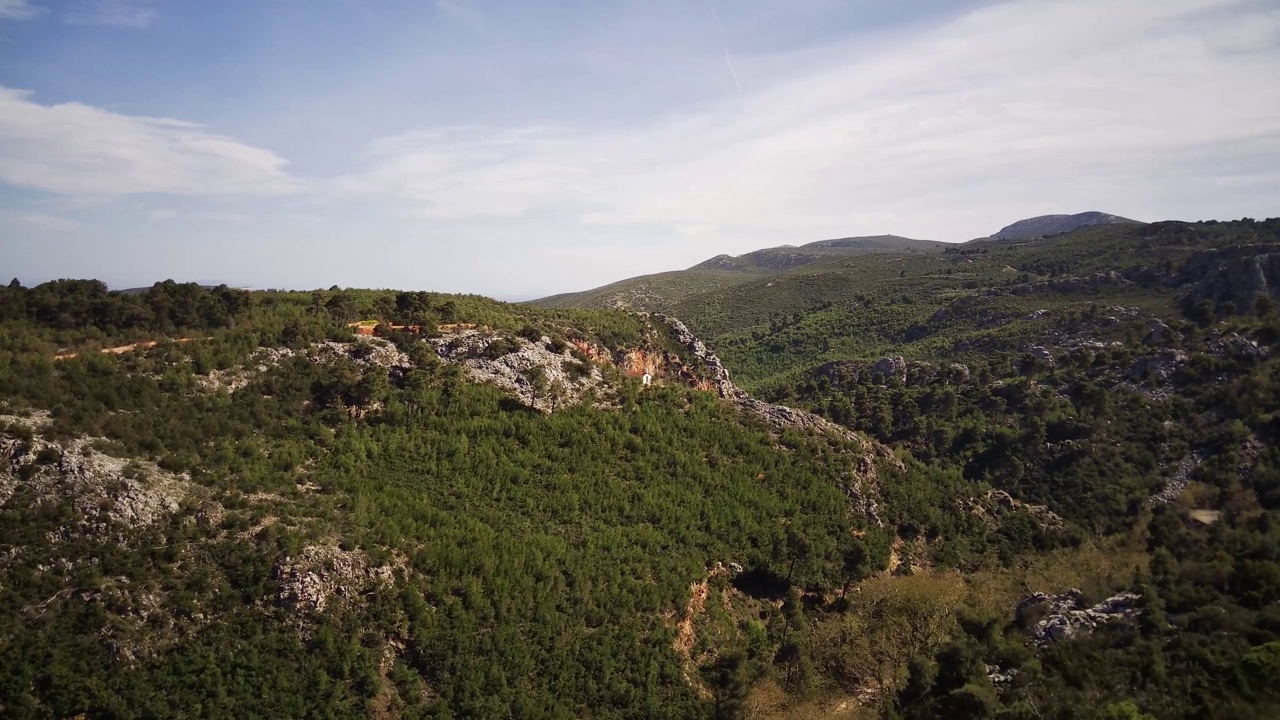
(1, 429), (191, 540)
(983, 489), (1064, 529)
(1174, 244), (1280, 313)
(1017, 589), (1141, 649)
(196, 347), (297, 393)
(870, 356), (908, 383)
(1127, 350), (1187, 383)
(1029, 346), (1055, 368)
(1148, 454), (1201, 506)
(816, 359), (970, 388)
(1143, 319), (1172, 345)
(311, 339), (409, 372)
(196, 339), (409, 394)
(653, 314), (747, 401)
(1004, 271), (1134, 296)
(274, 544), (398, 615)
(1209, 333), (1269, 360)
(432, 330), (607, 412)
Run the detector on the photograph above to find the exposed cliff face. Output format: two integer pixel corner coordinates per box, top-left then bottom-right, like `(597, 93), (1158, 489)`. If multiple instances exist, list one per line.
(652, 314), (746, 401)
(1174, 243), (1280, 313)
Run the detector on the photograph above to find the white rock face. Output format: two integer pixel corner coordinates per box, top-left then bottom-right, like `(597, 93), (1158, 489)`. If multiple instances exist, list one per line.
(1018, 589), (1141, 648)
(274, 544), (398, 614)
(0, 430), (190, 540)
(431, 330), (607, 413)
(195, 339), (409, 394)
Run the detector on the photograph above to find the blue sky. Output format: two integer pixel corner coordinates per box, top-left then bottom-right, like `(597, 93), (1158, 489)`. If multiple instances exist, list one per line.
(1, 0), (1278, 299)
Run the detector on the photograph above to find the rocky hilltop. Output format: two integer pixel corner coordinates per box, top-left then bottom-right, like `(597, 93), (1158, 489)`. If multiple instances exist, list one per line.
(990, 211), (1141, 240)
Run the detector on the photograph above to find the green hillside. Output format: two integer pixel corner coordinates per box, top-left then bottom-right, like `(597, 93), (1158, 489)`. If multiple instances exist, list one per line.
(534, 236), (943, 311)
(3, 217), (1280, 719)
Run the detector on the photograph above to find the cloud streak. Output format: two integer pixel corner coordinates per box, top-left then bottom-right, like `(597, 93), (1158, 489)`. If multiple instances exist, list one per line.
(0, 0), (40, 21)
(707, 1), (742, 96)
(435, 0), (485, 34)
(64, 0), (155, 28)
(336, 0), (1280, 244)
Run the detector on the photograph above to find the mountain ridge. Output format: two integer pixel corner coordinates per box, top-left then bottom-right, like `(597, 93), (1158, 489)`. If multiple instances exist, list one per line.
(988, 211), (1142, 241)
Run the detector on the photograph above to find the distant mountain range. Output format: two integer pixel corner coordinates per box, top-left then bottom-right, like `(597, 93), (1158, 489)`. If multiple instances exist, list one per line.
(987, 212), (1141, 241)
(689, 235), (943, 273)
(534, 212), (1142, 311)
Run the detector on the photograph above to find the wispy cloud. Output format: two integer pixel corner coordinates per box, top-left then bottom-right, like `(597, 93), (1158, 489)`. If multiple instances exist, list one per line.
(0, 0), (41, 21)
(0, 87), (303, 197)
(435, 0), (485, 34)
(337, 0), (1280, 243)
(149, 209), (177, 220)
(1, 0), (1276, 274)
(64, 0), (155, 28)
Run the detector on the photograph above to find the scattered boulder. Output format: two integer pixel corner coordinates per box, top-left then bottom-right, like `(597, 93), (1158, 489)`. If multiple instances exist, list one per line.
(984, 489), (1064, 529)
(1143, 319), (1172, 345)
(1127, 350), (1187, 383)
(1017, 589), (1141, 649)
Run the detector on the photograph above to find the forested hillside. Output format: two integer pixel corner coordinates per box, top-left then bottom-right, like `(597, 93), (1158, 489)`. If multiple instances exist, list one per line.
(3, 217), (1280, 719)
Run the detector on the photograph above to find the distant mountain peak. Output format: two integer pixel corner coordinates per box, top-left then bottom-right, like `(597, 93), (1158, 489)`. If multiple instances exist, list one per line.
(991, 212), (1142, 241)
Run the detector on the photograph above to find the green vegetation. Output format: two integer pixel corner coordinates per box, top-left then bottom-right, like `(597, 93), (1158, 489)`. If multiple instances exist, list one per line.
(2, 216), (1280, 718)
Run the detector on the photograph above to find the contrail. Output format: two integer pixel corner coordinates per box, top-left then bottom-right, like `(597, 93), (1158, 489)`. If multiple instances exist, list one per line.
(707, 0), (741, 96)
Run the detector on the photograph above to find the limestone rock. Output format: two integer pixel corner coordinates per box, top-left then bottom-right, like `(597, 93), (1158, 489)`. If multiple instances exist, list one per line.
(1174, 243), (1280, 313)
(1127, 350), (1187, 383)
(1017, 589), (1141, 649)
(1029, 346), (1055, 368)
(869, 356), (907, 383)
(274, 544), (398, 615)
(0, 429), (190, 540)
(432, 329), (606, 412)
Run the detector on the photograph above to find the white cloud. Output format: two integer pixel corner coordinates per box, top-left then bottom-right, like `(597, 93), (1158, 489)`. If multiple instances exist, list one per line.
(0, 0), (40, 20)
(0, 87), (303, 197)
(338, 0), (1280, 245)
(149, 209), (177, 220)
(64, 0), (155, 27)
